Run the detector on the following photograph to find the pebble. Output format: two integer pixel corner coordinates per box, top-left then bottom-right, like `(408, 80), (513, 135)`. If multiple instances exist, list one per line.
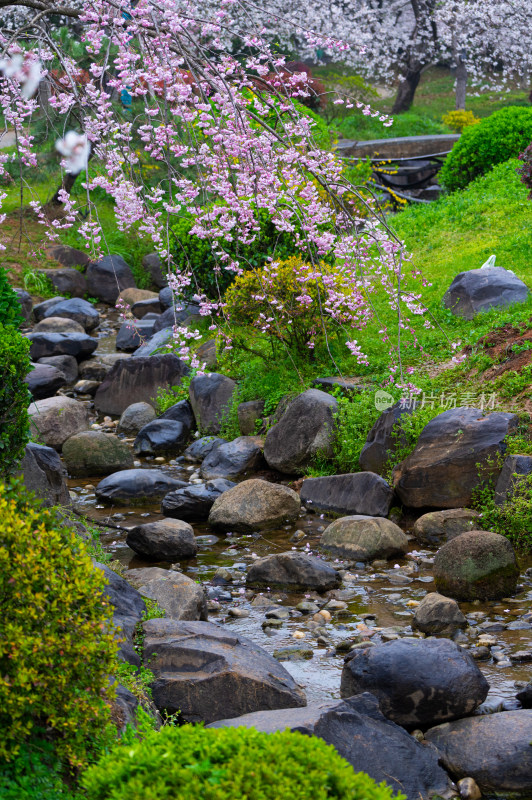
(228, 607), (250, 618)
(313, 609), (331, 623)
(292, 630), (306, 639)
(273, 647), (313, 661)
(296, 601), (319, 615)
(262, 618), (283, 629)
(154, 456), (165, 463)
(458, 777), (482, 800)
(511, 650), (532, 662)
(265, 608), (289, 620)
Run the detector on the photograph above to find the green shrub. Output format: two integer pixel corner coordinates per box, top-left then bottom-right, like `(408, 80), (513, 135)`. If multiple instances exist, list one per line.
(0, 482), (118, 768)
(472, 468), (532, 551)
(0, 265), (23, 326)
(440, 107), (532, 192)
(81, 723), (402, 800)
(0, 742), (80, 800)
(0, 323), (31, 477)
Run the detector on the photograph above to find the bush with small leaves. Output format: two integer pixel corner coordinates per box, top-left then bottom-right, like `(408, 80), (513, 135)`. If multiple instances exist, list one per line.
(0, 322), (31, 477)
(441, 109), (480, 133)
(0, 265), (23, 327)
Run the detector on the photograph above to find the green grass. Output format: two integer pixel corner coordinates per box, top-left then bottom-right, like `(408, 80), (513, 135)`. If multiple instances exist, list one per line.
(337, 110), (450, 141)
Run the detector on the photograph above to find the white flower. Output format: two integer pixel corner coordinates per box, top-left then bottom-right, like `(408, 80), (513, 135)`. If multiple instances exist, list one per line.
(55, 131), (91, 175)
(0, 54), (23, 78)
(0, 54), (42, 98)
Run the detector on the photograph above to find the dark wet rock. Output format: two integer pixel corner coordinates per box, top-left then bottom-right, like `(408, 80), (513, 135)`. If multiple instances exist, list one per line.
(117, 402), (157, 436)
(189, 373), (236, 435)
(39, 267), (87, 298)
(413, 509), (481, 546)
(16, 442), (70, 506)
(161, 479), (235, 521)
(127, 567), (206, 620)
(142, 618), (306, 722)
(63, 430), (134, 477)
(183, 435), (226, 462)
(132, 327), (173, 357)
(25, 361), (67, 399)
(33, 296), (66, 322)
(516, 682), (532, 708)
(38, 354), (78, 383)
(95, 469), (186, 505)
(425, 710), (532, 797)
(153, 302), (201, 333)
(301, 472), (394, 518)
(159, 399), (195, 432)
(443, 266), (529, 320)
(42, 297), (99, 331)
(359, 401), (417, 475)
(159, 286), (173, 309)
(29, 396), (90, 450)
(45, 243), (89, 269)
(86, 254), (136, 305)
(94, 354), (189, 416)
(13, 287), (32, 321)
(142, 252), (168, 288)
(26, 331), (98, 361)
(209, 478), (301, 533)
(209, 693), (453, 800)
(264, 389), (338, 475)
(494, 454), (532, 506)
(78, 360), (113, 381)
(412, 592), (467, 636)
(134, 419), (189, 456)
(34, 316), (85, 334)
(321, 515), (408, 562)
(116, 318), (156, 351)
(238, 400), (265, 436)
(131, 297), (162, 318)
(126, 519), (197, 560)
(95, 561), (146, 666)
(200, 436), (264, 480)
(341, 638), (489, 727)
(196, 338), (217, 369)
(393, 408), (518, 508)
(111, 683), (140, 733)
(247, 552), (341, 592)
(433, 530), (519, 601)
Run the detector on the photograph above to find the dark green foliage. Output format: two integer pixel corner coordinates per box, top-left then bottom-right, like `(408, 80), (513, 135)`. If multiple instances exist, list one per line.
(0, 741), (80, 800)
(440, 107), (532, 192)
(0, 323), (31, 477)
(81, 723), (402, 800)
(0, 266), (23, 327)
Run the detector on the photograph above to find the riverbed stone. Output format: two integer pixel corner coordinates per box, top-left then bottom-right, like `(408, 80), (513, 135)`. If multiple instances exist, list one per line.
(412, 592), (467, 636)
(17, 442), (70, 506)
(131, 328), (172, 357)
(162, 479), (235, 521)
(321, 516), (408, 562)
(94, 354), (190, 416)
(62, 430), (134, 477)
(142, 618), (306, 722)
(183, 436), (226, 462)
(153, 302), (201, 333)
(126, 519), (197, 560)
(196, 339), (217, 369)
(78, 360), (112, 381)
(29, 395), (90, 450)
(433, 530), (519, 601)
(246, 552), (341, 592)
(189, 373), (236, 435)
(443, 266), (529, 321)
(86, 255), (136, 305)
(393, 408), (518, 508)
(95, 469), (186, 504)
(27, 331), (98, 361)
(301, 472), (394, 518)
(95, 561), (146, 666)
(134, 419), (189, 456)
(45, 244), (90, 269)
(43, 297), (99, 331)
(116, 318), (156, 351)
(33, 296), (65, 322)
(209, 693), (453, 800)
(208, 478), (301, 533)
(341, 638), (489, 727)
(159, 399), (195, 432)
(413, 508), (481, 546)
(200, 436), (264, 480)
(264, 389), (338, 475)
(14, 288), (32, 321)
(237, 400), (265, 435)
(359, 401), (417, 475)
(127, 567), (206, 620)
(34, 316), (85, 334)
(117, 402), (157, 435)
(142, 252), (167, 288)
(38, 354), (78, 383)
(131, 297), (162, 318)
(39, 268), (87, 299)
(494, 454), (532, 506)
(425, 710), (532, 797)
(25, 362), (67, 399)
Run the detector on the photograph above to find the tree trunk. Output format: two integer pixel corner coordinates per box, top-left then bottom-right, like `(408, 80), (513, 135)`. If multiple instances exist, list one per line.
(48, 171), (81, 207)
(392, 68), (422, 114)
(455, 56), (467, 110)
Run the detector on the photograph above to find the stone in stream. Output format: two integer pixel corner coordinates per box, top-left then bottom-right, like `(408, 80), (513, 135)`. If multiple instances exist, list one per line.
(95, 561), (146, 667)
(133, 419), (189, 456)
(16, 442), (70, 507)
(494, 454), (532, 505)
(79, 359), (113, 382)
(24, 362), (67, 399)
(443, 265), (529, 320)
(425, 711), (532, 797)
(118, 288), (159, 307)
(127, 567), (206, 620)
(62, 430), (134, 477)
(264, 389), (338, 475)
(152, 302), (200, 333)
(433, 530), (519, 601)
(159, 399), (195, 432)
(208, 478), (301, 533)
(86, 254), (136, 305)
(33, 296), (66, 322)
(142, 252), (167, 289)
(199, 436), (264, 480)
(131, 297), (162, 318)
(237, 400), (265, 436)
(38, 354), (79, 383)
(183, 435), (226, 462)
(126, 519), (197, 560)
(320, 515), (408, 562)
(94, 354), (189, 416)
(413, 508), (481, 546)
(39, 268), (87, 299)
(26, 332), (98, 361)
(115, 318), (156, 351)
(95, 469), (186, 504)
(412, 592), (467, 636)
(13, 287), (32, 321)
(142, 618), (306, 722)
(359, 400), (417, 475)
(29, 395), (90, 450)
(301, 472), (393, 518)
(516, 682), (532, 708)
(189, 373), (236, 435)
(132, 328), (173, 357)
(42, 297), (99, 331)
(246, 552), (341, 592)
(161, 479), (235, 521)
(393, 408), (519, 508)
(341, 638), (489, 728)
(117, 402), (157, 435)
(209, 693), (454, 800)
(34, 316), (85, 334)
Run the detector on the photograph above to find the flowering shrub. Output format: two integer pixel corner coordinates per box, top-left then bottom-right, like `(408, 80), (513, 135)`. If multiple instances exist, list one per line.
(0, 323), (31, 477)
(441, 109), (480, 132)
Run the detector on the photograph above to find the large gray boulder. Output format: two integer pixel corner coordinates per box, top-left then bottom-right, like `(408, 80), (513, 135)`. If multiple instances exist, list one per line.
(142, 618), (306, 722)
(38, 267), (87, 298)
(237, 400), (265, 435)
(26, 332), (98, 361)
(208, 478), (301, 533)
(359, 401), (416, 475)
(393, 408), (518, 508)
(301, 472), (393, 518)
(133, 419), (189, 456)
(246, 552), (341, 592)
(117, 402), (157, 436)
(115, 318), (156, 351)
(152, 302), (200, 333)
(24, 362), (67, 399)
(95, 561), (146, 666)
(62, 430), (134, 477)
(494, 454), (532, 506)
(34, 316), (85, 334)
(413, 508), (481, 546)
(42, 297), (99, 331)
(412, 592), (467, 636)
(189, 373), (236, 435)
(183, 436), (226, 462)
(161, 479), (235, 521)
(159, 399), (195, 432)
(126, 519), (197, 560)
(142, 252), (167, 288)
(132, 328), (173, 357)
(94, 355), (189, 416)
(264, 389), (338, 475)
(86, 254), (136, 305)
(29, 396), (90, 450)
(33, 296), (65, 322)
(425, 711), (532, 797)
(38, 354), (78, 383)
(209, 693), (454, 800)
(320, 515), (408, 562)
(443, 266), (529, 320)
(127, 567), (206, 620)
(341, 638), (489, 727)
(95, 469), (186, 504)
(17, 442), (70, 506)
(200, 436), (264, 480)
(433, 530), (519, 601)
(13, 288), (32, 321)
